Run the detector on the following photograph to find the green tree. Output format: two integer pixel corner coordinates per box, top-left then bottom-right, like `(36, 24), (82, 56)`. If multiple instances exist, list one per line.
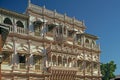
(101, 61), (117, 80)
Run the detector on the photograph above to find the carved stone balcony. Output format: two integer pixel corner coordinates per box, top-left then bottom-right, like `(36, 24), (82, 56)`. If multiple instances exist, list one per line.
(46, 32), (54, 37)
(29, 3), (85, 29)
(17, 26), (27, 35)
(50, 66), (78, 71)
(67, 37), (73, 42)
(55, 34), (67, 43)
(19, 63), (26, 69)
(76, 71), (84, 76)
(35, 65), (41, 71)
(84, 43), (100, 51)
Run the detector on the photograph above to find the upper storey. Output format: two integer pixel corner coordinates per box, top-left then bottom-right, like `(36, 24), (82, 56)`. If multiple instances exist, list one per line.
(0, 8), (28, 32)
(27, 3), (86, 33)
(0, 3), (100, 52)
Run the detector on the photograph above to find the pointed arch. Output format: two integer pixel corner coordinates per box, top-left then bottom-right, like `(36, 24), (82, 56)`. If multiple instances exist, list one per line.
(52, 55), (57, 66)
(85, 39), (89, 44)
(68, 57), (72, 67)
(4, 17), (12, 25)
(58, 56), (62, 66)
(16, 20), (24, 28)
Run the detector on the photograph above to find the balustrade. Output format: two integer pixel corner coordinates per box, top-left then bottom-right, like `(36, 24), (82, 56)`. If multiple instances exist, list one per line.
(30, 4), (84, 28)
(50, 66), (78, 71)
(92, 44), (100, 51)
(44, 9), (54, 17)
(46, 32), (53, 37)
(30, 4), (42, 14)
(19, 63), (26, 69)
(74, 19), (83, 27)
(17, 27), (27, 34)
(9, 25), (14, 32)
(35, 64), (41, 71)
(84, 43), (100, 51)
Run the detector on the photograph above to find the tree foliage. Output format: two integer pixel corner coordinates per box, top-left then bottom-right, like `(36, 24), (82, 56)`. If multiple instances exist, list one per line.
(101, 61), (116, 80)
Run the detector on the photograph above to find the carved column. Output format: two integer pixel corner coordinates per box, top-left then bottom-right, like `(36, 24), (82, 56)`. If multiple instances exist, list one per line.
(13, 19), (17, 33)
(26, 40), (31, 80)
(56, 56), (58, 66)
(12, 37), (17, 67)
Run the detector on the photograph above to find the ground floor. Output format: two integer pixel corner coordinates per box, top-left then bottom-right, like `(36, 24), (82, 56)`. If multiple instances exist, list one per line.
(1, 69), (102, 80)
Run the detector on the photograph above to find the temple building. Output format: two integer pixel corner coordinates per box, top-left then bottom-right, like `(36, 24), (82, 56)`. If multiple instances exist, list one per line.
(0, 1), (102, 80)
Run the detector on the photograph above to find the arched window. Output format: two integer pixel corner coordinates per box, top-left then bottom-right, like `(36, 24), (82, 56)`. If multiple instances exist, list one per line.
(58, 56), (62, 66)
(68, 57), (72, 67)
(63, 26), (66, 34)
(52, 55), (56, 66)
(56, 25), (63, 35)
(77, 60), (81, 67)
(77, 60), (83, 71)
(86, 62), (91, 72)
(16, 21), (24, 28)
(4, 18), (12, 25)
(85, 39), (89, 44)
(63, 57), (67, 67)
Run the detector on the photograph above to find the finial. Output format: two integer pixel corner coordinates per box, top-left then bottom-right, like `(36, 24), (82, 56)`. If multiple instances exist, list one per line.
(82, 20), (85, 26)
(28, 0), (31, 7)
(54, 9), (56, 12)
(73, 16), (75, 20)
(43, 5), (46, 8)
(64, 13), (67, 16)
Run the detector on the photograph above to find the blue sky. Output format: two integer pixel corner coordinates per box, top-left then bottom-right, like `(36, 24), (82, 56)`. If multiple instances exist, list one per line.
(0, 0), (120, 75)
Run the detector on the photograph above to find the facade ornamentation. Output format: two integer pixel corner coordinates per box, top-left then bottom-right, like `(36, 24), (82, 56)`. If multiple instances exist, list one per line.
(0, 1), (102, 80)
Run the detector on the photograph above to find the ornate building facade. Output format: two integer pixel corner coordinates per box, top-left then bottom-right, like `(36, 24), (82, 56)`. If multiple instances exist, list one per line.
(0, 1), (102, 80)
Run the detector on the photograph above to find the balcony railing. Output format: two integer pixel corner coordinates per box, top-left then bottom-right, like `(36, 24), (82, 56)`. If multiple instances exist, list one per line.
(9, 25), (14, 32)
(76, 72), (84, 75)
(55, 34), (67, 42)
(84, 43), (100, 51)
(19, 63), (26, 69)
(9, 25), (27, 35)
(35, 65), (41, 71)
(30, 4), (84, 28)
(84, 43), (91, 49)
(17, 27), (27, 34)
(92, 44), (100, 51)
(46, 32), (54, 37)
(50, 66), (78, 71)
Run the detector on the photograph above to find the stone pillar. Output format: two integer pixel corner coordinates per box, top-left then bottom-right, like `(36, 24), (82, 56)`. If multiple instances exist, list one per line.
(91, 62), (93, 77)
(13, 19), (17, 33)
(66, 57), (68, 67)
(26, 40), (31, 77)
(83, 61), (86, 76)
(56, 56), (58, 66)
(51, 55), (53, 66)
(12, 37), (17, 67)
(61, 56), (63, 67)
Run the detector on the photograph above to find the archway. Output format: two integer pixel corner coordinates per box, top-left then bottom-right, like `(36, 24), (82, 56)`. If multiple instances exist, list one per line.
(16, 21), (24, 28)
(68, 57), (72, 67)
(4, 18), (12, 25)
(52, 55), (57, 66)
